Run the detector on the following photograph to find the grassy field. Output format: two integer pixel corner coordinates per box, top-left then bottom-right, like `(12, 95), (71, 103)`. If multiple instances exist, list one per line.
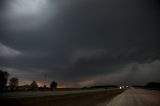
(0, 89), (125, 106)
(0, 88), (116, 98)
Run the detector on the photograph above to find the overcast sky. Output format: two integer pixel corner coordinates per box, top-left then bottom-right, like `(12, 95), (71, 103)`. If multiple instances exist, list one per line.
(0, 0), (160, 87)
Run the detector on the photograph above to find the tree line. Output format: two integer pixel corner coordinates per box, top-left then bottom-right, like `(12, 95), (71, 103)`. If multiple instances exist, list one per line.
(0, 69), (57, 92)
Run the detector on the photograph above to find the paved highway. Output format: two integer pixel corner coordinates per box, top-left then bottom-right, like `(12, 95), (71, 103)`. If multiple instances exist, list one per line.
(99, 88), (160, 106)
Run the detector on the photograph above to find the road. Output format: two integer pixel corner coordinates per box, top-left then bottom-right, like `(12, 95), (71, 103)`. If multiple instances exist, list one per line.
(98, 88), (160, 106)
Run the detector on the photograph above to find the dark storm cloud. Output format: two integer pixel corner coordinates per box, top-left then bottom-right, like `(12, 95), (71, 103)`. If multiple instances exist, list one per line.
(0, 0), (160, 86)
(62, 48), (160, 81)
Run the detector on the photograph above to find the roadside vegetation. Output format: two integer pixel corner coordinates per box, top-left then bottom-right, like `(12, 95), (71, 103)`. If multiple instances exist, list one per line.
(132, 82), (160, 90)
(0, 69), (58, 92)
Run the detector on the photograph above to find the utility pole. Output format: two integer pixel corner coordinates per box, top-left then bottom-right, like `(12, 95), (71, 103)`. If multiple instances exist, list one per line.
(43, 72), (46, 88)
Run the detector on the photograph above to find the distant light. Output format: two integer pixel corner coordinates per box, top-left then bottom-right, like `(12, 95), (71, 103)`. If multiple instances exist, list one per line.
(119, 87), (122, 89)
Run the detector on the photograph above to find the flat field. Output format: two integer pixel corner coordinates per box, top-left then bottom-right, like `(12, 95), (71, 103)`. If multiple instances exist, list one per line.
(0, 89), (124, 106)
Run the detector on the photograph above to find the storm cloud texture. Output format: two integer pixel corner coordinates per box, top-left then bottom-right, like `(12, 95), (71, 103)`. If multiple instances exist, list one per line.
(0, 0), (160, 87)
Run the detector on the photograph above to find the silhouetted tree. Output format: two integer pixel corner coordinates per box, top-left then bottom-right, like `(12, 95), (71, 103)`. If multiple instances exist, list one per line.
(146, 82), (160, 88)
(50, 81), (57, 89)
(10, 77), (19, 91)
(30, 81), (38, 90)
(0, 70), (9, 91)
